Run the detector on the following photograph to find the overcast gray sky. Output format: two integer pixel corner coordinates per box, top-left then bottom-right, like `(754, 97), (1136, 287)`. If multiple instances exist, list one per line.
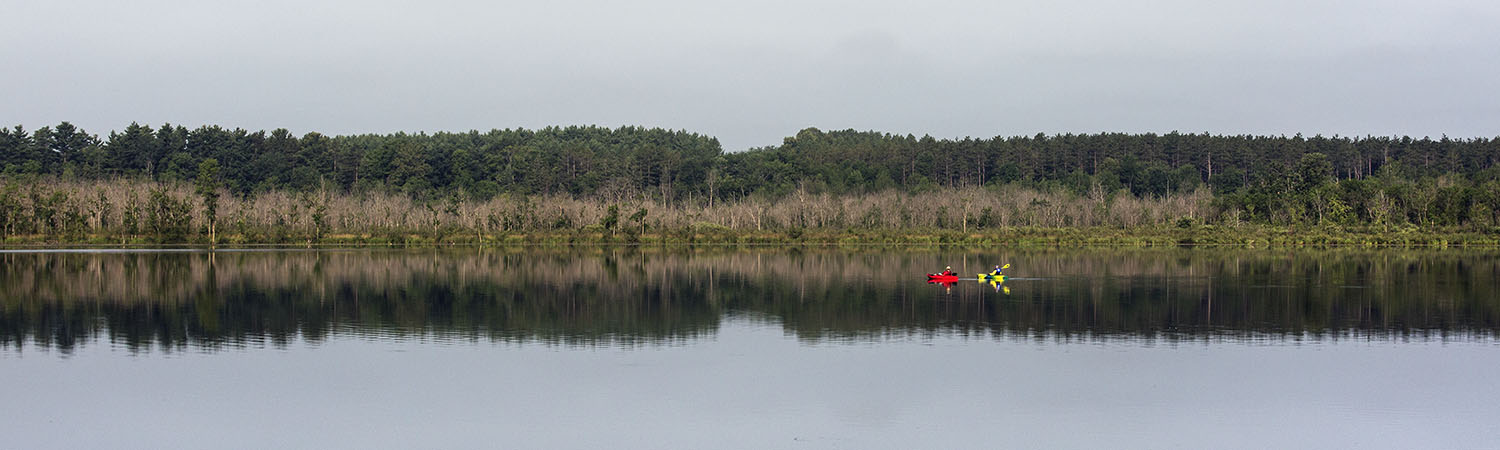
(3, 0), (1498, 150)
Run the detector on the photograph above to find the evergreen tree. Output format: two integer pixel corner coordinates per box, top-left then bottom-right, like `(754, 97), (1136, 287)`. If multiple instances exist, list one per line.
(196, 158), (222, 245)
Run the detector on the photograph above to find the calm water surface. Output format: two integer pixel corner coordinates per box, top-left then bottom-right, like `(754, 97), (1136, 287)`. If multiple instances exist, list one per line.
(2, 248), (1498, 449)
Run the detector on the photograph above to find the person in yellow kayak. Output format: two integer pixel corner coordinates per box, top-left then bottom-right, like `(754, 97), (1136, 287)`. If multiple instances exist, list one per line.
(981, 263), (1009, 280)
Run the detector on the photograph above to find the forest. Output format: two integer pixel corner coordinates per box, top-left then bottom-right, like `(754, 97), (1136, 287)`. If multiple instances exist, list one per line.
(1, 122), (1498, 244)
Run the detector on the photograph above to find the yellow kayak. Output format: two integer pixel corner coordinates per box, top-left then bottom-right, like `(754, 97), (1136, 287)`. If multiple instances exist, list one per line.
(978, 264), (1009, 283)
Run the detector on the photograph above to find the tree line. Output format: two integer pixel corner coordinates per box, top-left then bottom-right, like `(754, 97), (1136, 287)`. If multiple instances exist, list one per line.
(2, 122), (1499, 229)
(0, 122), (723, 202)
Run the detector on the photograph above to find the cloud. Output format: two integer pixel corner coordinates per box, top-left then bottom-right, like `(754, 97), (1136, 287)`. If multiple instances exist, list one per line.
(3, 0), (1498, 150)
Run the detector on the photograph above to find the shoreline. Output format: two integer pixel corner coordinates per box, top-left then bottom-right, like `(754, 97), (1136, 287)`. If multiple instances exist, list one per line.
(6, 225), (1500, 248)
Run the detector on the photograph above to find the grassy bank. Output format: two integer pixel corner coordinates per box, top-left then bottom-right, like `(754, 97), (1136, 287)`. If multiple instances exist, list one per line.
(4, 178), (1498, 248)
(5, 224), (1499, 248)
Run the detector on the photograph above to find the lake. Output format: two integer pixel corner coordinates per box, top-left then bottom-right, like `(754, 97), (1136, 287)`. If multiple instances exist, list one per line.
(2, 247), (1498, 449)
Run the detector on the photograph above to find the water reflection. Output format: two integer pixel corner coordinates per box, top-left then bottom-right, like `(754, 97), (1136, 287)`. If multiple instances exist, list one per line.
(2, 247), (1498, 353)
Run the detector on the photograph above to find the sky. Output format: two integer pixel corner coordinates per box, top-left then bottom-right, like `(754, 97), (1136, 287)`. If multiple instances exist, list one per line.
(3, 0), (1498, 151)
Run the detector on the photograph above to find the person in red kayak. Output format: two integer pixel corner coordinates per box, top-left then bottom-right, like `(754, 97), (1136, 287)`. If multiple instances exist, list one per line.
(941, 266), (954, 276)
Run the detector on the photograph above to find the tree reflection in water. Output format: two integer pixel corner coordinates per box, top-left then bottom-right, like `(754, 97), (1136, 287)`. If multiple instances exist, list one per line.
(2, 247), (1498, 354)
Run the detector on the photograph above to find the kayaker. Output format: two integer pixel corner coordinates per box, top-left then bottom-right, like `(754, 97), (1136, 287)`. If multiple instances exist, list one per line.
(942, 266), (954, 276)
(990, 265), (1004, 276)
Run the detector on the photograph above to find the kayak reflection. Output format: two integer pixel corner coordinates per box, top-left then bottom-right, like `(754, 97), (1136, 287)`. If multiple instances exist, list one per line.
(987, 280), (1011, 295)
(924, 276), (1010, 296)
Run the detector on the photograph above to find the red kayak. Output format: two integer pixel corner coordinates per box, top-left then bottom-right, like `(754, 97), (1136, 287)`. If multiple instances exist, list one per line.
(926, 273), (959, 282)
